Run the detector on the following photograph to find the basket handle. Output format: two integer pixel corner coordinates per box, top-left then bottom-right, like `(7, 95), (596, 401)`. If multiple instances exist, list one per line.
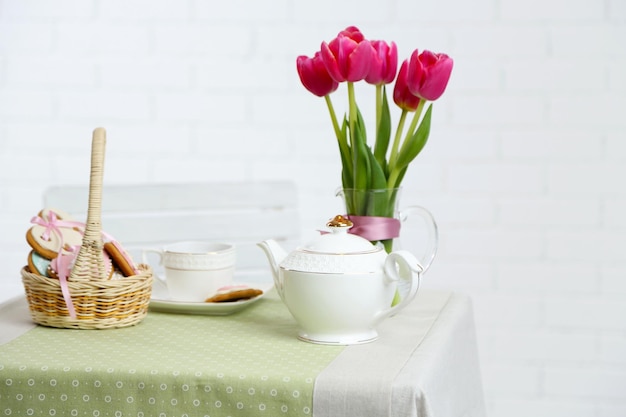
(68, 128), (108, 282)
(83, 128), (106, 244)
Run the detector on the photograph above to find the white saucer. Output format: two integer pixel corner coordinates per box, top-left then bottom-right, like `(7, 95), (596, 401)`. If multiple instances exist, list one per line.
(149, 274), (274, 316)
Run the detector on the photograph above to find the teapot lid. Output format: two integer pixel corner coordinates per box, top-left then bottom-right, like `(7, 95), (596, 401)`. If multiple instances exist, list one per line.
(301, 215), (380, 255)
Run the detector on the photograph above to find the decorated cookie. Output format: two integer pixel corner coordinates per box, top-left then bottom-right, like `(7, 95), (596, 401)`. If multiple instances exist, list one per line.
(26, 208), (127, 280)
(26, 210), (84, 260)
(104, 240), (138, 277)
(27, 250), (51, 277)
(38, 208), (76, 224)
(205, 286), (263, 303)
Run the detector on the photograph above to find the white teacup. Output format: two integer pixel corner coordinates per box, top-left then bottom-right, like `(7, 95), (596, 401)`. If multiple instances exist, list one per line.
(143, 241), (235, 302)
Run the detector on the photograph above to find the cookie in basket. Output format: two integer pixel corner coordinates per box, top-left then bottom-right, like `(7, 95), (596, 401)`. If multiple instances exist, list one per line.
(104, 240), (139, 277)
(27, 250), (51, 277)
(39, 208), (76, 223)
(26, 210), (84, 260)
(27, 208), (118, 280)
(205, 286), (263, 303)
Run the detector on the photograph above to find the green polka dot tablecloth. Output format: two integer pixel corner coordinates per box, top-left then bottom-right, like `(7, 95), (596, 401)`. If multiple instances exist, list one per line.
(0, 290), (344, 417)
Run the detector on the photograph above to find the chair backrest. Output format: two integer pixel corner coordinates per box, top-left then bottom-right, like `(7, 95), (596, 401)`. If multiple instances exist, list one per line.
(43, 181), (300, 273)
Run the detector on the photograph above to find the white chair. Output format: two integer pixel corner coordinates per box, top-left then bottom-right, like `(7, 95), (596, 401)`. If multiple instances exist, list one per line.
(43, 181), (300, 282)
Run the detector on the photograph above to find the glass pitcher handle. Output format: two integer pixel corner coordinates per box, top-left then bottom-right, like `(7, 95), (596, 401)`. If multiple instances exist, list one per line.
(397, 205), (438, 274)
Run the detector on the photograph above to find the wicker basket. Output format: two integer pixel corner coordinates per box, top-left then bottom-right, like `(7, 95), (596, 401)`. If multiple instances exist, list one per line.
(21, 128), (153, 329)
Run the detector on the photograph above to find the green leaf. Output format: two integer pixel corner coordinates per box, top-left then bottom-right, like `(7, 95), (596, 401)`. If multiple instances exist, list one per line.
(353, 117), (370, 191)
(340, 154), (352, 189)
(392, 166), (408, 189)
(366, 146), (387, 190)
(365, 148), (393, 216)
(351, 106), (371, 190)
(337, 116), (352, 188)
(374, 87), (391, 172)
(341, 105), (370, 215)
(395, 104), (432, 172)
(355, 106), (368, 146)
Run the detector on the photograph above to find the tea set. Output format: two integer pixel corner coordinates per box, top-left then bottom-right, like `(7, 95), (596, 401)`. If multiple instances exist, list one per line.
(140, 203), (438, 345)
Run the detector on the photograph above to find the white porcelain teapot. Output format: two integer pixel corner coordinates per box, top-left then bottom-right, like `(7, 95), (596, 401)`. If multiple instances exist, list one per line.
(257, 215), (423, 345)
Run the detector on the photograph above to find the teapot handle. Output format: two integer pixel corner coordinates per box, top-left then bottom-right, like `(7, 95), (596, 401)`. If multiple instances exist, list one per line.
(374, 250), (423, 322)
(397, 205), (438, 274)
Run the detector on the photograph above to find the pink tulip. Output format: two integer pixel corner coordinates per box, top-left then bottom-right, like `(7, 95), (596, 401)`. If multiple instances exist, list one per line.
(406, 49), (453, 101)
(365, 40), (398, 85)
(393, 59), (421, 112)
(320, 33), (374, 83)
(338, 26), (365, 43)
(296, 52), (339, 97)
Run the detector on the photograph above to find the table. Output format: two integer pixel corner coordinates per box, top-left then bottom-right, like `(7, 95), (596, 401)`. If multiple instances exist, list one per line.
(0, 288), (486, 417)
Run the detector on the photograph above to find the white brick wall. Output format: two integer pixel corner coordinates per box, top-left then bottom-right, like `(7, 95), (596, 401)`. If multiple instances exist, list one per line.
(1, 0), (624, 415)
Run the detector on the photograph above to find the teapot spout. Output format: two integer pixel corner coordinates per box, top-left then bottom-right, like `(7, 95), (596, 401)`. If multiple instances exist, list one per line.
(257, 240), (288, 293)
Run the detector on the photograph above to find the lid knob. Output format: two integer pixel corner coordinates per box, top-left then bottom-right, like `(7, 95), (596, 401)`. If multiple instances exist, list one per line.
(326, 215), (353, 229)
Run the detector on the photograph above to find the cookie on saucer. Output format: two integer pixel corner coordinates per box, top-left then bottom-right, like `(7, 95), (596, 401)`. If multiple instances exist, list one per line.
(205, 286), (263, 303)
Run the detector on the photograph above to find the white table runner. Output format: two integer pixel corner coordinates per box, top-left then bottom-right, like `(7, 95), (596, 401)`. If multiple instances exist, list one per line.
(313, 290), (486, 417)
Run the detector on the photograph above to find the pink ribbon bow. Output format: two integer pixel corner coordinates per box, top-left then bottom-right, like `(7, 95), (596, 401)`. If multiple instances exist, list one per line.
(30, 212), (89, 241)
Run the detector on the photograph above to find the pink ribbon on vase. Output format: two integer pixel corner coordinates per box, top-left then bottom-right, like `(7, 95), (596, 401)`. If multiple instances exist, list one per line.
(346, 215), (401, 241)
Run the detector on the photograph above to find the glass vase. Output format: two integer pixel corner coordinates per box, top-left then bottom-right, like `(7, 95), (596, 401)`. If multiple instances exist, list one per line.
(336, 187), (438, 274)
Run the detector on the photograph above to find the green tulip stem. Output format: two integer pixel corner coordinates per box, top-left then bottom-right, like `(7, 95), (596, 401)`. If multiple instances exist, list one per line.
(387, 165), (398, 189)
(375, 84), (382, 134)
(347, 82), (357, 146)
(325, 94), (349, 160)
(347, 81), (358, 187)
(387, 100), (427, 188)
(388, 109), (409, 173)
(403, 99), (426, 149)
